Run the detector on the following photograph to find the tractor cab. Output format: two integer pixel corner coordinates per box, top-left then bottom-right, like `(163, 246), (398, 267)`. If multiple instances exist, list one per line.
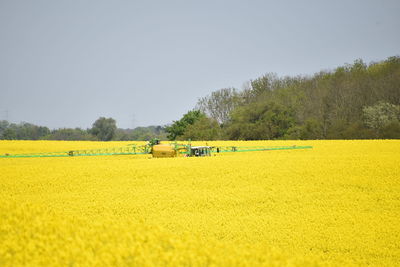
(189, 146), (212, 157)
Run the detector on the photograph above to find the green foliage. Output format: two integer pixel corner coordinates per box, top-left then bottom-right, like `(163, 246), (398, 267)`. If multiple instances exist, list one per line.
(115, 126), (167, 141)
(0, 119), (167, 141)
(381, 121), (400, 139)
(0, 120), (98, 141)
(285, 119), (324, 140)
(0, 120), (10, 138)
(226, 101), (295, 140)
(2, 56), (399, 141)
(2, 127), (17, 140)
(0, 121), (50, 140)
(90, 117), (117, 141)
(198, 56), (400, 140)
(181, 117), (221, 140)
(165, 110), (206, 140)
(45, 128), (97, 141)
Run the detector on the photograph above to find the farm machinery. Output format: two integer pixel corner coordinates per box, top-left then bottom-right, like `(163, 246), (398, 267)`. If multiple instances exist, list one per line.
(0, 139), (312, 159)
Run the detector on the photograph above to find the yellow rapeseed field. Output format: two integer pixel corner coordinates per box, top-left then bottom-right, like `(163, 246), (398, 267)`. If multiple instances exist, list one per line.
(0, 140), (399, 266)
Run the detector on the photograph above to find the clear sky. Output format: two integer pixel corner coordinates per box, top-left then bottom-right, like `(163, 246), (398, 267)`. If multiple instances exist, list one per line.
(0, 0), (399, 129)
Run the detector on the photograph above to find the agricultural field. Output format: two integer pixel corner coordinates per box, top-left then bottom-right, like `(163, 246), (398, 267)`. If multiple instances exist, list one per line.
(0, 140), (399, 266)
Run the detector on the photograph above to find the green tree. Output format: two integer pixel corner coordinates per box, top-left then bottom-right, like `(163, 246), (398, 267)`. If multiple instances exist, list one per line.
(165, 110), (205, 140)
(181, 117), (221, 140)
(46, 128), (97, 140)
(14, 122), (50, 140)
(115, 126), (167, 141)
(381, 121), (400, 139)
(0, 120), (10, 138)
(226, 101), (295, 140)
(285, 119), (324, 140)
(90, 117), (117, 141)
(2, 127), (16, 140)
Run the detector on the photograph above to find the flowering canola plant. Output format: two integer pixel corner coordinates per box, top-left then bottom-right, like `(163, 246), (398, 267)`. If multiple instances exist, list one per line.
(0, 140), (399, 266)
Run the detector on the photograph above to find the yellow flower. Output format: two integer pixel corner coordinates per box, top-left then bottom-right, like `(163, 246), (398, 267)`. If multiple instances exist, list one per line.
(0, 140), (399, 266)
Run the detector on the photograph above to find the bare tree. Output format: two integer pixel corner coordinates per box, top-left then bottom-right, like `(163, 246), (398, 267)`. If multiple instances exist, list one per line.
(196, 88), (240, 124)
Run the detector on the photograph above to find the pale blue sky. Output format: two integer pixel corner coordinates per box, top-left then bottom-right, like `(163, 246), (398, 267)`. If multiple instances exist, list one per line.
(0, 0), (399, 129)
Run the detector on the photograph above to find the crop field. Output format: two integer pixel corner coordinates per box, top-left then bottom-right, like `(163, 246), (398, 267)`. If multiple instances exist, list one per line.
(0, 140), (399, 266)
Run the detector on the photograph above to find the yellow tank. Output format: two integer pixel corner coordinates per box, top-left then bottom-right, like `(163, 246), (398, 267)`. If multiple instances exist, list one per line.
(152, 144), (176, 158)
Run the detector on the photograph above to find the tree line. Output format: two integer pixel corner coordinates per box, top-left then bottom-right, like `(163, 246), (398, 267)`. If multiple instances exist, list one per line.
(0, 117), (167, 141)
(2, 56), (399, 141)
(166, 56), (400, 140)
